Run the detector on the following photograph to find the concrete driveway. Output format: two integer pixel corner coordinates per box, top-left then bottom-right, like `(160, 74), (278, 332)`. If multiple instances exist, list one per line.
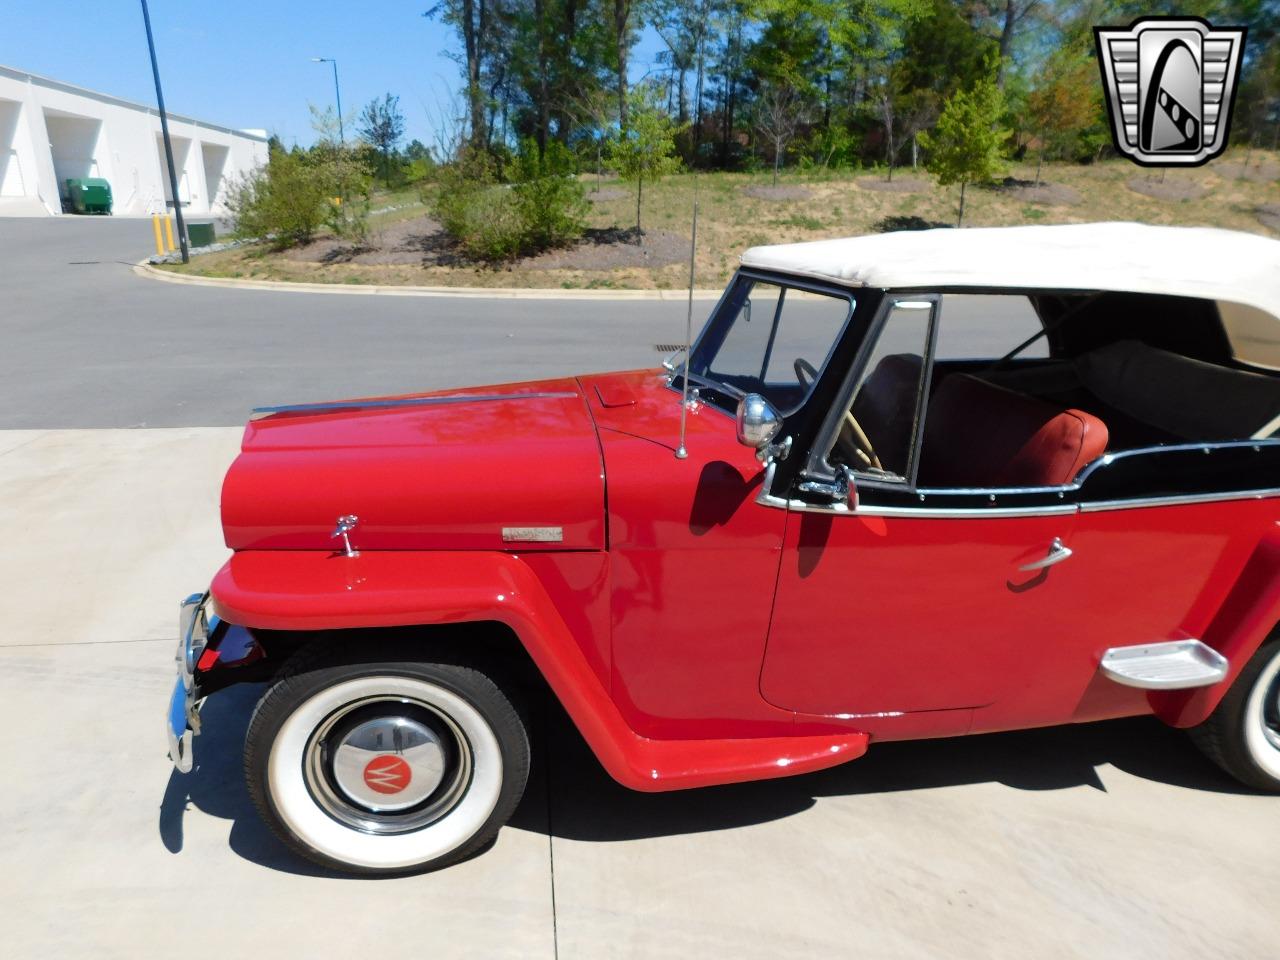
(1, 218), (1277, 959)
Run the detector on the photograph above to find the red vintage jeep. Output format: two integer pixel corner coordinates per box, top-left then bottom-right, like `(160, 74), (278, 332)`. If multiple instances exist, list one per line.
(169, 223), (1280, 874)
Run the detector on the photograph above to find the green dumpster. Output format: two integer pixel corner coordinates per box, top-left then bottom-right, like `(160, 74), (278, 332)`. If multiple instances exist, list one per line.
(187, 222), (216, 247)
(65, 178), (112, 215)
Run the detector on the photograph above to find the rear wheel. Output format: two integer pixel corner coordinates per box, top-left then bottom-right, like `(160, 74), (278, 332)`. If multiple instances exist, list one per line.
(244, 644), (530, 875)
(1190, 635), (1280, 792)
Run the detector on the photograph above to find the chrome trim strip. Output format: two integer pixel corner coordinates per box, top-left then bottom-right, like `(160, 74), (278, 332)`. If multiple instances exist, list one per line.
(251, 391), (578, 418)
(1079, 488), (1280, 512)
(1073, 438), (1280, 483)
(851, 502), (1079, 519)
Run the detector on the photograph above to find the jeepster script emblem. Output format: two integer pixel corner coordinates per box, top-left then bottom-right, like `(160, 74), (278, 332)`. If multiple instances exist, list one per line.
(1094, 17), (1246, 167)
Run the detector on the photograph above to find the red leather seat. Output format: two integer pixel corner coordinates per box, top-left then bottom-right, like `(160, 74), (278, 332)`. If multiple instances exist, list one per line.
(918, 374), (1109, 488)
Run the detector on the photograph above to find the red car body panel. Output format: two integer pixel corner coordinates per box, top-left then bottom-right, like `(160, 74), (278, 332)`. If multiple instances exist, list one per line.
(206, 365), (1280, 791)
(221, 378), (605, 552)
(210, 549), (867, 791)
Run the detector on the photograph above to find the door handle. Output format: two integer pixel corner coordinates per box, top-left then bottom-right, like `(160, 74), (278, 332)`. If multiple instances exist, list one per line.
(1019, 538), (1073, 572)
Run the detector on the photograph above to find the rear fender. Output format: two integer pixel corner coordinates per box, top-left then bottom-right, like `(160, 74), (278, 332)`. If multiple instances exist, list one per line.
(1152, 525), (1280, 728)
(211, 550), (866, 791)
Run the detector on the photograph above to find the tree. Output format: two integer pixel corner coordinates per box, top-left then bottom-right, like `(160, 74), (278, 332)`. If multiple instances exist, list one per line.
(609, 84), (683, 235)
(754, 83), (804, 184)
(358, 94), (407, 186)
(1026, 48), (1098, 184)
(968, 0), (1042, 86)
(565, 85), (616, 190)
(612, 0), (638, 128)
(425, 0), (499, 150)
(918, 62), (1008, 226)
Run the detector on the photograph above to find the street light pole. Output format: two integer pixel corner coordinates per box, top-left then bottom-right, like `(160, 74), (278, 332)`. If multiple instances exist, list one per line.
(141, 0), (188, 263)
(312, 58), (344, 144)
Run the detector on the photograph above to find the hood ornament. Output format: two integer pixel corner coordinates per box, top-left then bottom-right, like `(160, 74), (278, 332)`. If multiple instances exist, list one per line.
(331, 515), (360, 557)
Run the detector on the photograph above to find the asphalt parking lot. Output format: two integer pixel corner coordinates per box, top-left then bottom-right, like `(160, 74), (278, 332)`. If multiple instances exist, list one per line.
(2, 218), (1278, 959)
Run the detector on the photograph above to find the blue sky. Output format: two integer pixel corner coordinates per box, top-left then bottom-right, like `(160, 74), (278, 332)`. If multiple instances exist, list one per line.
(5, 1), (666, 149)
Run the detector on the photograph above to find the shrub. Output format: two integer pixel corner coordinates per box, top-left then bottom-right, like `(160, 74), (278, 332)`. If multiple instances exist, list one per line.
(226, 145), (371, 250)
(432, 140), (586, 262)
(511, 140), (588, 250)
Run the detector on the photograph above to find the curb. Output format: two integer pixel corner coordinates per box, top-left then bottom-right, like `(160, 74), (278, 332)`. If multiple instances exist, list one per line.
(132, 261), (726, 301)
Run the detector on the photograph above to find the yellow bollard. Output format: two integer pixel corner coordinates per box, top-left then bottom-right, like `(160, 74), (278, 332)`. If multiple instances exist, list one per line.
(151, 214), (164, 256)
(164, 215), (176, 252)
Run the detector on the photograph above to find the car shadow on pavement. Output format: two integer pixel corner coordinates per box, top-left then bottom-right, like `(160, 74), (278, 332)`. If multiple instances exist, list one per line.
(510, 695), (1266, 844)
(160, 683), (1262, 875)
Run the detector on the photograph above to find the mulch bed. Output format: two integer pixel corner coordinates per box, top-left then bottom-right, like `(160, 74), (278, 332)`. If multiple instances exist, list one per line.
(1214, 159), (1280, 183)
(1126, 177), (1209, 201)
(1258, 203), (1280, 234)
(856, 176), (928, 193)
(280, 215), (688, 271)
(522, 227), (688, 269)
(742, 184), (813, 200)
(984, 176), (1081, 205)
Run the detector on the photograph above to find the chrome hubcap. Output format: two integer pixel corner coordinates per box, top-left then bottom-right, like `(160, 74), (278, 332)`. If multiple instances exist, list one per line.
(303, 696), (472, 835)
(331, 716), (446, 811)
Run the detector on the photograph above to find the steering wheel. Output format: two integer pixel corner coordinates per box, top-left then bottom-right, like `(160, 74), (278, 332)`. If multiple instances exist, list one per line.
(794, 356), (883, 472)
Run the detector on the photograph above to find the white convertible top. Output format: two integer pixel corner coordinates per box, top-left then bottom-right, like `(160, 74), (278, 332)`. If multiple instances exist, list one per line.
(740, 222), (1280, 317)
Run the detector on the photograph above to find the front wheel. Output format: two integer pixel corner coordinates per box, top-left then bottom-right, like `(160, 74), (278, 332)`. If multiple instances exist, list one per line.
(1190, 635), (1280, 792)
(244, 644), (530, 875)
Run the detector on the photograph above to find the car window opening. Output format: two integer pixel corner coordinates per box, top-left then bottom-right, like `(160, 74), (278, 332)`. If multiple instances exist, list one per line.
(827, 292), (1280, 492)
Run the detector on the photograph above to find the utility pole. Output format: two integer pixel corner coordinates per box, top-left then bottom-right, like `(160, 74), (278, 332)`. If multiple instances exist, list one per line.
(312, 58), (344, 144)
(140, 0), (188, 263)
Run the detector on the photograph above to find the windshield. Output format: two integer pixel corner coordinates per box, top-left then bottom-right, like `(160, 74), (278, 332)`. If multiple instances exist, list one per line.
(688, 274), (855, 414)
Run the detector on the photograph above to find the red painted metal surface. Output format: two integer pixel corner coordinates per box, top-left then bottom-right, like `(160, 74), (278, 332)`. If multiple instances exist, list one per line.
(582, 370), (804, 739)
(222, 378), (604, 552)
(210, 548), (866, 790)
(204, 364), (1280, 791)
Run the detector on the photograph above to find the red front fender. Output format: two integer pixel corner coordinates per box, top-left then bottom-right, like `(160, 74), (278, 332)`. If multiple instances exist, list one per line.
(211, 550), (866, 791)
(1153, 526), (1280, 728)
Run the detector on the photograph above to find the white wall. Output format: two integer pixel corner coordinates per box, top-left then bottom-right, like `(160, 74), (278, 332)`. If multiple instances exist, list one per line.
(0, 65), (267, 216)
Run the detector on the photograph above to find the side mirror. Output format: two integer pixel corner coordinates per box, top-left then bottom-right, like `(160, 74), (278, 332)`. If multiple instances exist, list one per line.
(736, 393), (782, 449)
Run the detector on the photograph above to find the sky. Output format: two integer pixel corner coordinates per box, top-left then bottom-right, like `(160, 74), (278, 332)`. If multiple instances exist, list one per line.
(4, 1), (667, 150)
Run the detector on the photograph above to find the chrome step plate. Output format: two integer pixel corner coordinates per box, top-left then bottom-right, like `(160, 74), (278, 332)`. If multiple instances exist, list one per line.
(1099, 639), (1228, 690)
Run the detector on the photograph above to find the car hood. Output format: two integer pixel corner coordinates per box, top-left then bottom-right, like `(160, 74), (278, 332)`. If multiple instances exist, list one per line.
(221, 378), (605, 551)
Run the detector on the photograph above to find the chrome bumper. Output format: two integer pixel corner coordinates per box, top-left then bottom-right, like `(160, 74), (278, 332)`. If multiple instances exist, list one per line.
(166, 592), (212, 773)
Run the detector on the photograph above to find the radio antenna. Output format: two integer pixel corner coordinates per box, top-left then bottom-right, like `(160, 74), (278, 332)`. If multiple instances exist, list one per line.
(675, 171), (698, 460)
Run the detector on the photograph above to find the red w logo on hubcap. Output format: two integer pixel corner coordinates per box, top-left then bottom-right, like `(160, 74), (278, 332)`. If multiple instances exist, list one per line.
(362, 755), (413, 795)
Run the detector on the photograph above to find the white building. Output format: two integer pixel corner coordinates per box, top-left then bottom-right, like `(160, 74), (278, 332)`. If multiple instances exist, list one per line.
(0, 64), (268, 217)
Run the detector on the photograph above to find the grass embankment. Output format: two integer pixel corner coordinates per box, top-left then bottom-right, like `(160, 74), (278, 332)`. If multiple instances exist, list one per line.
(164, 152), (1280, 291)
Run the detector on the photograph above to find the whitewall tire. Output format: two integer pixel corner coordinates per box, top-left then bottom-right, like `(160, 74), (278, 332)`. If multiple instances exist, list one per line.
(245, 643), (530, 875)
(1191, 635), (1280, 792)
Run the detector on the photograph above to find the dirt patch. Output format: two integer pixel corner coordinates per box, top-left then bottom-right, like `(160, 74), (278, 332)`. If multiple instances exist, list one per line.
(280, 214), (686, 270)
(521, 227), (688, 270)
(1126, 177), (1209, 202)
(742, 184), (812, 200)
(856, 176), (929, 193)
(984, 176), (1081, 205)
(1214, 159), (1280, 183)
(282, 215), (463, 266)
(1258, 204), (1280, 233)
(585, 188), (629, 202)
